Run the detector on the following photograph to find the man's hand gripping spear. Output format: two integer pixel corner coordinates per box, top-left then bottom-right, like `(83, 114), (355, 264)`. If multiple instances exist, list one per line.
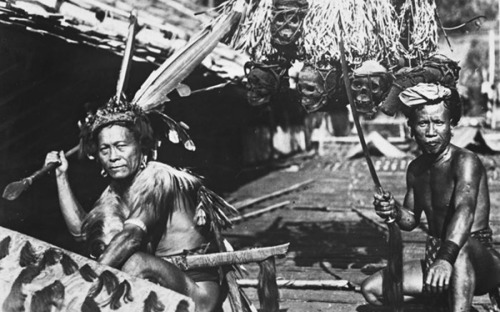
(339, 39), (404, 312)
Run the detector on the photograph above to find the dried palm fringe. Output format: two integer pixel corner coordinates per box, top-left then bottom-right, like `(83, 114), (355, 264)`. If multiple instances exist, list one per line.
(303, 0), (401, 67)
(226, 254), (279, 312)
(195, 186), (239, 230)
(230, 0), (438, 68)
(257, 257), (279, 312)
(397, 0), (439, 63)
(229, 0), (275, 60)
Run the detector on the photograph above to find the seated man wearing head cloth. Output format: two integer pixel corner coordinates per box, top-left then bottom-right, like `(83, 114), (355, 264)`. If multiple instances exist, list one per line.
(360, 82), (500, 311)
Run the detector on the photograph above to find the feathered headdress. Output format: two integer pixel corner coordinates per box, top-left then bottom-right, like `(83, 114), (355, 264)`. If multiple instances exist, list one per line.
(79, 11), (196, 159)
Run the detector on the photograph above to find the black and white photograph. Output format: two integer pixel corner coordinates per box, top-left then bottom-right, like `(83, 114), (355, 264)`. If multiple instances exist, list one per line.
(0, 0), (499, 311)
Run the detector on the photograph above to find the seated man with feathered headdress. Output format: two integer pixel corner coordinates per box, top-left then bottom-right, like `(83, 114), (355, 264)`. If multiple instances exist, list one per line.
(45, 97), (235, 312)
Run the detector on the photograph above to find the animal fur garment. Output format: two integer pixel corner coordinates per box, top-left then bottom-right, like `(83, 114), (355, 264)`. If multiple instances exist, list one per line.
(39, 248), (61, 268)
(19, 241), (37, 267)
(109, 282), (125, 310)
(60, 253), (79, 275)
(174, 300), (190, 312)
(109, 280), (133, 310)
(2, 265), (43, 312)
(0, 236), (11, 260)
(87, 270), (120, 299)
(81, 296), (101, 312)
(79, 264), (98, 282)
(0, 226), (195, 311)
(30, 280), (65, 312)
(144, 291), (165, 312)
(82, 161), (235, 255)
(99, 270), (120, 295)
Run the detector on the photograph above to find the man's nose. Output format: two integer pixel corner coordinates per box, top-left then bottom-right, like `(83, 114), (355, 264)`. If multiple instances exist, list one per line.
(426, 124), (436, 136)
(109, 147), (120, 161)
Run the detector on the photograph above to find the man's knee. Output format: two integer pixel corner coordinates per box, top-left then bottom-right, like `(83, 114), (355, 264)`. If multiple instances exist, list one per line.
(192, 282), (221, 312)
(454, 244), (475, 279)
(121, 252), (149, 275)
(361, 276), (384, 306)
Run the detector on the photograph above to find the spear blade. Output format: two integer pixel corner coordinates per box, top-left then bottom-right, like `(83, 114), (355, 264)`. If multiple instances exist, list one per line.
(2, 179), (31, 201)
(2, 145), (80, 201)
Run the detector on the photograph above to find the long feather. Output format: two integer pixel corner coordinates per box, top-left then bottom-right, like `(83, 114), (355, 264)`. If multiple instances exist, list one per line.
(132, 0), (246, 111)
(115, 11), (138, 101)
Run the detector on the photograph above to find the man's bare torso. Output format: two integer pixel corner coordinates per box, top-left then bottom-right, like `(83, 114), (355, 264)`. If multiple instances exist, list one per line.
(155, 208), (210, 258)
(408, 144), (490, 238)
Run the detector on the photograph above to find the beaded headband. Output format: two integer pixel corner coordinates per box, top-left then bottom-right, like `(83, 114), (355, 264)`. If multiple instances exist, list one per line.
(84, 96), (145, 133)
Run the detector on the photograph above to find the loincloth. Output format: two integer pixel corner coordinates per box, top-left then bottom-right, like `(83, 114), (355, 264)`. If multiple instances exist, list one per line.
(161, 242), (220, 283)
(420, 228), (494, 305)
(423, 227), (493, 273)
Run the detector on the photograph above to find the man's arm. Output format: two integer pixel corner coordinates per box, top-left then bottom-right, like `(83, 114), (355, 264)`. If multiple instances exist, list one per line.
(98, 223), (145, 268)
(374, 164), (421, 231)
(46, 151), (87, 239)
(99, 163), (172, 268)
(445, 153), (482, 245)
(425, 152), (483, 293)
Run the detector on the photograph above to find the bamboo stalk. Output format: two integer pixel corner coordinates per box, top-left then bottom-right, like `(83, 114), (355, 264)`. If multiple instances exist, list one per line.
(229, 201), (290, 223)
(232, 179), (314, 210)
(237, 279), (354, 290)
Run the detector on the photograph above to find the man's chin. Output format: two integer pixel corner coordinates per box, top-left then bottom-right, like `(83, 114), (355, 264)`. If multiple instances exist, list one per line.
(109, 171), (131, 180)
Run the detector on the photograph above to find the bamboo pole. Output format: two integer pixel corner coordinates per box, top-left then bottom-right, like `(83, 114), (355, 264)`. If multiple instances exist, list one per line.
(237, 279), (355, 290)
(229, 201), (290, 223)
(232, 179), (314, 210)
(339, 39), (403, 312)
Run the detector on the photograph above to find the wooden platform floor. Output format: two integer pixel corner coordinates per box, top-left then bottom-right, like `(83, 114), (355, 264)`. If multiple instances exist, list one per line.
(223, 153), (500, 312)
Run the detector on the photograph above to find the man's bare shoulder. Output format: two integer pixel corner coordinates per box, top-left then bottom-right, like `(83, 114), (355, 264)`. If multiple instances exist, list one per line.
(449, 144), (484, 169)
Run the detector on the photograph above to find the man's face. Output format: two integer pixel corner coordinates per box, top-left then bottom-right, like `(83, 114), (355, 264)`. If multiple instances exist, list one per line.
(97, 125), (142, 180)
(411, 102), (452, 155)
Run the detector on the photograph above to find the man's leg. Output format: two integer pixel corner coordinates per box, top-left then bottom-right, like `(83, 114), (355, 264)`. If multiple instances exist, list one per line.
(449, 244), (475, 312)
(449, 238), (500, 311)
(361, 260), (424, 305)
(121, 252), (221, 312)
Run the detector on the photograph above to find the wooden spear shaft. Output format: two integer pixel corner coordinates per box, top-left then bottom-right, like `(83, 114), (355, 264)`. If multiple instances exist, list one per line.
(2, 145), (80, 201)
(339, 39), (403, 312)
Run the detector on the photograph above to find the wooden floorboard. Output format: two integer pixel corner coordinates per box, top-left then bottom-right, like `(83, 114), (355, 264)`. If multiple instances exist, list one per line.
(224, 153), (500, 311)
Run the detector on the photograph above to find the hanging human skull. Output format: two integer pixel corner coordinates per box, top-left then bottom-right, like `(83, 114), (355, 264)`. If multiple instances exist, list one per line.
(297, 63), (343, 113)
(244, 61), (288, 106)
(271, 0), (308, 54)
(350, 60), (392, 116)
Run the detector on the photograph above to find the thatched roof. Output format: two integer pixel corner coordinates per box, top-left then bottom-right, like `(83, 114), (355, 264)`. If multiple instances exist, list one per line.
(0, 0), (247, 78)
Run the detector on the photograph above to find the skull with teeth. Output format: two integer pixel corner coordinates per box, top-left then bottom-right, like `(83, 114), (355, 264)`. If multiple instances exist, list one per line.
(271, 0), (308, 55)
(244, 61), (289, 106)
(350, 60), (392, 116)
(297, 62), (344, 113)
